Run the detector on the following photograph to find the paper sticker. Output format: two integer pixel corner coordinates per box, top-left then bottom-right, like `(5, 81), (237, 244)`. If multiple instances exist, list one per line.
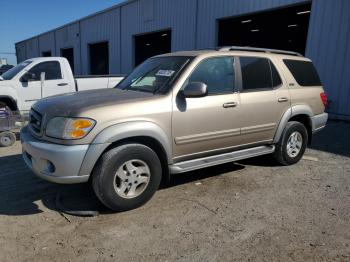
(156, 70), (175, 77)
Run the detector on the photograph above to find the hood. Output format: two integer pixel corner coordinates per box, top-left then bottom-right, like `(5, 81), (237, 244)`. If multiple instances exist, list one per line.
(33, 88), (155, 118)
(0, 79), (10, 86)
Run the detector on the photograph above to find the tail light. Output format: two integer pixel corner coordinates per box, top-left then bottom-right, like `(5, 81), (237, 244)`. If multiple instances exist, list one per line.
(320, 92), (327, 107)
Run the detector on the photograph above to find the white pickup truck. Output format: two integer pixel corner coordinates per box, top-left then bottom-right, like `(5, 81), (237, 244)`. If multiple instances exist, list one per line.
(0, 57), (124, 118)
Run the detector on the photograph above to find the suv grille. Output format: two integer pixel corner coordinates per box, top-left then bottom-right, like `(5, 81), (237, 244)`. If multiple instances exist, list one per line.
(29, 108), (43, 135)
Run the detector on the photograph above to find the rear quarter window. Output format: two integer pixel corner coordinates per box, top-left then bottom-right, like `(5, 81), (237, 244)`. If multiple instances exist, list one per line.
(284, 59), (321, 86)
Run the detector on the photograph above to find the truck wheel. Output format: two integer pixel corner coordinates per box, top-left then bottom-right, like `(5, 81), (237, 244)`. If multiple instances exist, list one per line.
(92, 143), (162, 212)
(0, 102), (10, 111)
(0, 132), (16, 147)
(273, 121), (308, 165)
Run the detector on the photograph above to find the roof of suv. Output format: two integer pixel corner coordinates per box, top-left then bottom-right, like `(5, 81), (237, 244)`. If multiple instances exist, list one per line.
(157, 47), (310, 61)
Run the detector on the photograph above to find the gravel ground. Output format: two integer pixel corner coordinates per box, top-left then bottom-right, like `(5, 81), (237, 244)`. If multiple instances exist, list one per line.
(0, 121), (349, 262)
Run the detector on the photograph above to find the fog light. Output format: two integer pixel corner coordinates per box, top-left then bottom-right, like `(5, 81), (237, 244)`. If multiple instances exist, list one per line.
(47, 160), (55, 173)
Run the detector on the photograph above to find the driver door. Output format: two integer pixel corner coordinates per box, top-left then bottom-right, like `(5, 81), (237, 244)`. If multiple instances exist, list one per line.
(19, 70), (42, 112)
(172, 56), (241, 161)
(20, 61), (70, 111)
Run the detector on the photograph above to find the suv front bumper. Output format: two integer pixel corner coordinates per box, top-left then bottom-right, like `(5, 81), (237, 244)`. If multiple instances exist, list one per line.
(21, 126), (90, 184)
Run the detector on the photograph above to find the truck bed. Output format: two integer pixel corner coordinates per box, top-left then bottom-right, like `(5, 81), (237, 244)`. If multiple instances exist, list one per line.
(74, 75), (125, 91)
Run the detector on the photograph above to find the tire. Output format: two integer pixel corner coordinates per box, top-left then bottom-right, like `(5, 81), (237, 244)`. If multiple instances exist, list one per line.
(0, 132), (16, 147)
(0, 102), (10, 111)
(92, 143), (162, 212)
(273, 121), (308, 165)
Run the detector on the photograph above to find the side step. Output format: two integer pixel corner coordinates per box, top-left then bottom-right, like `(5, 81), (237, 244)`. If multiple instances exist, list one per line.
(169, 145), (275, 174)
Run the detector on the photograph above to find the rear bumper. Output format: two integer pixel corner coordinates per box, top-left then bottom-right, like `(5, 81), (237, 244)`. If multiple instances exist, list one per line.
(21, 126), (90, 184)
(311, 113), (328, 133)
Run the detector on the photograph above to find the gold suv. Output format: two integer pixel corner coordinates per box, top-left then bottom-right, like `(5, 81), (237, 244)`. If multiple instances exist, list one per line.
(21, 47), (328, 211)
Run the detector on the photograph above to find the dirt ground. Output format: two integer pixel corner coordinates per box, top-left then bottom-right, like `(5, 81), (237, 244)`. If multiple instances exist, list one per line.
(0, 121), (349, 262)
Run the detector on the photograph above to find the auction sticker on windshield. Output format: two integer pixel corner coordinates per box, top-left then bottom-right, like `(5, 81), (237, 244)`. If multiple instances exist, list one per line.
(156, 70), (175, 77)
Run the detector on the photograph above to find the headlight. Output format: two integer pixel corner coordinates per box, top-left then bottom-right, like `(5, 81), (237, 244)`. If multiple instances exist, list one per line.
(46, 117), (96, 139)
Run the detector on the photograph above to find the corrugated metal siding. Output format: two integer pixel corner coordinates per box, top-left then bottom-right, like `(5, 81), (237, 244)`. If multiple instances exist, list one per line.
(38, 32), (55, 56)
(24, 38), (39, 59)
(120, 0), (197, 73)
(80, 8), (121, 75)
(15, 42), (26, 63)
(55, 23), (81, 74)
(306, 0), (350, 118)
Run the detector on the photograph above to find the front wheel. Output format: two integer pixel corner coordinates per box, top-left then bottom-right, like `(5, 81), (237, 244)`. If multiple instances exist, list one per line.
(0, 132), (16, 147)
(273, 121), (308, 165)
(92, 143), (162, 212)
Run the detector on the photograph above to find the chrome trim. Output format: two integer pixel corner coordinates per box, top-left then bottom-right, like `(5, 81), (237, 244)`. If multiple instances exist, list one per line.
(28, 108), (43, 136)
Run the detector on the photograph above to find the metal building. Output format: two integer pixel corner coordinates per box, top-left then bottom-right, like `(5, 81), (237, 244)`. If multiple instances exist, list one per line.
(15, 0), (350, 120)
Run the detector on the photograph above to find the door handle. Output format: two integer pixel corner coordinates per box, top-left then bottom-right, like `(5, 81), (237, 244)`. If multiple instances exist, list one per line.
(57, 83), (68, 86)
(278, 97), (289, 103)
(223, 102), (238, 108)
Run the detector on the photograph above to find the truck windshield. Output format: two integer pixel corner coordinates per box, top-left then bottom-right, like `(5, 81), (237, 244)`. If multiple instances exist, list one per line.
(116, 56), (190, 93)
(1, 61), (32, 80)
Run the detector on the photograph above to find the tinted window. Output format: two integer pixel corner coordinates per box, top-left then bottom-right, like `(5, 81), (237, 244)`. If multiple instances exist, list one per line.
(188, 57), (235, 94)
(28, 61), (62, 81)
(284, 59), (321, 86)
(1, 61), (32, 80)
(240, 57), (276, 90)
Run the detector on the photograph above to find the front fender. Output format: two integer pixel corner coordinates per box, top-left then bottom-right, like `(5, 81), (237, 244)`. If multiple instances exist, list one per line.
(0, 85), (19, 109)
(78, 121), (172, 177)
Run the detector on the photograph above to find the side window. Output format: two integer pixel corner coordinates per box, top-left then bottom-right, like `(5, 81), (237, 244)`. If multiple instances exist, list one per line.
(283, 59), (321, 86)
(187, 57), (235, 94)
(240, 57), (278, 91)
(28, 61), (62, 81)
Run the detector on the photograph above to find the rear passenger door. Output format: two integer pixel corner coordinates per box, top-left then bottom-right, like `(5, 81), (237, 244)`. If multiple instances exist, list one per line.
(237, 56), (290, 145)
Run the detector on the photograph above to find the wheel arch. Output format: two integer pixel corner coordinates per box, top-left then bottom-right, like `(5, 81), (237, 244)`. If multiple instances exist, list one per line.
(0, 96), (18, 111)
(274, 105), (314, 144)
(79, 121), (172, 182)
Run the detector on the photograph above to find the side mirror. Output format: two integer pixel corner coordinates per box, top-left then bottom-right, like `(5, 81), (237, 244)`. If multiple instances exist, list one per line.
(182, 82), (208, 98)
(21, 72), (36, 82)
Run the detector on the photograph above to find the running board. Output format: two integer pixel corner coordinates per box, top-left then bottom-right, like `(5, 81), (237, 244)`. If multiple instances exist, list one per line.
(169, 145), (275, 174)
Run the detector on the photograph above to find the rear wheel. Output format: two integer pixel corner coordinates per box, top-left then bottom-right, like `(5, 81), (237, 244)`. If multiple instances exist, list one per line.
(273, 121), (308, 165)
(92, 143), (162, 212)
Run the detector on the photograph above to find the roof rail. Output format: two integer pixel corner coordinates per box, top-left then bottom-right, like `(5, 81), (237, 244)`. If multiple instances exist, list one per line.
(218, 46), (303, 57)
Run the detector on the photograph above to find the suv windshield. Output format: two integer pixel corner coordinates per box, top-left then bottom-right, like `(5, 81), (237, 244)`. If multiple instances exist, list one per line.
(1, 61), (32, 80)
(117, 56), (190, 93)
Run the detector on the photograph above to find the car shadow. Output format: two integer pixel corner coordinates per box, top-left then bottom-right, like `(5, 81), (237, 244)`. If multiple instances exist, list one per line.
(1, 119), (347, 216)
(0, 154), (245, 216)
(237, 154), (280, 167)
(308, 120), (350, 157)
